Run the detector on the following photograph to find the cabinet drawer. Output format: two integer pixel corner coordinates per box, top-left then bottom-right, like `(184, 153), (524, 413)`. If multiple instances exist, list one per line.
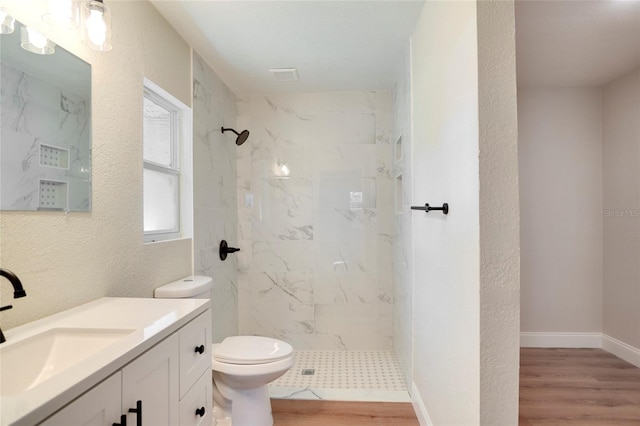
(179, 309), (211, 397)
(179, 370), (212, 426)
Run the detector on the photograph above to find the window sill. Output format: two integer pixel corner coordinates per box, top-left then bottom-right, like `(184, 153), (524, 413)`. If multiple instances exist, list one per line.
(144, 236), (192, 245)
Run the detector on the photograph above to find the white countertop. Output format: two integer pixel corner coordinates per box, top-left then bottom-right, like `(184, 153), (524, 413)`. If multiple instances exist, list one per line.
(0, 297), (210, 426)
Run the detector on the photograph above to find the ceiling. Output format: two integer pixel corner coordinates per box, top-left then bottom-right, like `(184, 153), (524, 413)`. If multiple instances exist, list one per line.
(150, 0), (425, 95)
(515, 0), (640, 88)
(150, 0), (640, 94)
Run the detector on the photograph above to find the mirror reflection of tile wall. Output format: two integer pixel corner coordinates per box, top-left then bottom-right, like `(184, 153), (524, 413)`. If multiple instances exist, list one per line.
(0, 20), (91, 211)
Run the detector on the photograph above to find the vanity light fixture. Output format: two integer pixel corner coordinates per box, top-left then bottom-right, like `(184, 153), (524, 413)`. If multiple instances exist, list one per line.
(0, 8), (15, 34)
(81, 0), (112, 51)
(42, 0), (79, 29)
(20, 26), (56, 55)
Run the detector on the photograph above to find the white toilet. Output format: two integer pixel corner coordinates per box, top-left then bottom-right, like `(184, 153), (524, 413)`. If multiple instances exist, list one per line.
(154, 275), (294, 426)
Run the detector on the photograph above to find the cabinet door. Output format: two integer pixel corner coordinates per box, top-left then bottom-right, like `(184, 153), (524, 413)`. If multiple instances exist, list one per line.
(179, 310), (211, 397)
(122, 334), (179, 426)
(40, 372), (122, 426)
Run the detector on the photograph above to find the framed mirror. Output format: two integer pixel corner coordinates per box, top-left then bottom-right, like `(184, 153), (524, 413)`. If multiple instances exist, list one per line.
(1, 18), (91, 211)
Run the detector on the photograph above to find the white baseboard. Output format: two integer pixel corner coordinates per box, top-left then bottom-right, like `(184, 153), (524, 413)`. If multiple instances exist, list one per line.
(602, 334), (640, 368)
(520, 332), (602, 348)
(410, 382), (433, 426)
(520, 332), (640, 368)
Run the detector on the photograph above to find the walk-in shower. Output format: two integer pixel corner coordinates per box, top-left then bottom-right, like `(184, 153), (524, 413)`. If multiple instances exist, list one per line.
(193, 52), (413, 404)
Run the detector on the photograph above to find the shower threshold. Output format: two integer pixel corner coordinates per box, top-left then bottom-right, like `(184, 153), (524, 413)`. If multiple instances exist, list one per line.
(269, 350), (411, 402)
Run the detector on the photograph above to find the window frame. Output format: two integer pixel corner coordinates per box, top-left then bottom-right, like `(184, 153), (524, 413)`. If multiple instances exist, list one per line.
(142, 81), (188, 243)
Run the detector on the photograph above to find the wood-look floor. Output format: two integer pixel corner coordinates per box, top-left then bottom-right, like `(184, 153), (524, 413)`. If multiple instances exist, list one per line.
(271, 399), (419, 425)
(271, 348), (640, 425)
(520, 348), (640, 425)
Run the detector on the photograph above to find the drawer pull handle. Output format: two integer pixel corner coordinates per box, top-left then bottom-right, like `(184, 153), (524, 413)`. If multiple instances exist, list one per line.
(195, 406), (206, 417)
(113, 414), (127, 426)
(128, 400), (142, 426)
(195, 345), (205, 354)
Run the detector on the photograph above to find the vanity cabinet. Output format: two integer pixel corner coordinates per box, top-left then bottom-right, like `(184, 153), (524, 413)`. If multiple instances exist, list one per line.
(178, 311), (211, 398)
(178, 369), (212, 426)
(122, 334), (180, 425)
(39, 309), (211, 426)
(40, 373), (123, 426)
(177, 309), (213, 426)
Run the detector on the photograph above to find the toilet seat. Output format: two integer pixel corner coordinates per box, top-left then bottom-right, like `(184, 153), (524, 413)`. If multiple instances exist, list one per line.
(213, 336), (293, 365)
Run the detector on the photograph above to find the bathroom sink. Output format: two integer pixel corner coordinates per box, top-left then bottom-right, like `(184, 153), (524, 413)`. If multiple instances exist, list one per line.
(0, 327), (134, 395)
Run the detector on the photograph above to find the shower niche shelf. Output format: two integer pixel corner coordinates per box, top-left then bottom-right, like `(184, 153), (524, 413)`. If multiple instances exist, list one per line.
(38, 179), (68, 211)
(395, 173), (403, 215)
(394, 136), (403, 164)
(40, 143), (70, 170)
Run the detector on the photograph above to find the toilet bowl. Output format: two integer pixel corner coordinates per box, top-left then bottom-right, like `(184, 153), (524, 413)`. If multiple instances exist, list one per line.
(212, 336), (294, 426)
(154, 275), (294, 426)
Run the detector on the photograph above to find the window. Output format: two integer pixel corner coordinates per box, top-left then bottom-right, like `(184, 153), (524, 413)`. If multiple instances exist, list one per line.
(143, 79), (192, 242)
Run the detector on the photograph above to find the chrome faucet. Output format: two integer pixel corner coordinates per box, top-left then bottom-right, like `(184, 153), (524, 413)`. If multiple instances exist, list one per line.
(0, 268), (27, 344)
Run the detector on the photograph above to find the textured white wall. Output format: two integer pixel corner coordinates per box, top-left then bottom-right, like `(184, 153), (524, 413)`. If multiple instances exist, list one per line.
(411, 2), (481, 423)
(0, 1), (192, 329)
(411, 1), (519, 424)
(518, 88), (604, 333)
(603, 68), (640, 350)
(192, 53), (238, 343)
(477, 1), (520, 424)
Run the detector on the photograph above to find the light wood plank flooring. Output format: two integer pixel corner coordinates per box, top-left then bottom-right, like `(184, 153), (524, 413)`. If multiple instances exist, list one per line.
(520, 348), (640, 425)
(271, 399), (419, 425)
(271, 348), (640, 425)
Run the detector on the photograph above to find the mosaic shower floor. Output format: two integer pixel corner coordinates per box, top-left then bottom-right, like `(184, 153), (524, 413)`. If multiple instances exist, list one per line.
(268, 350), (411, 402)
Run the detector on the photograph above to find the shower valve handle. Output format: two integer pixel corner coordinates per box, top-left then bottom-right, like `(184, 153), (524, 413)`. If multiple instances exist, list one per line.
(219, 240), (241, 261)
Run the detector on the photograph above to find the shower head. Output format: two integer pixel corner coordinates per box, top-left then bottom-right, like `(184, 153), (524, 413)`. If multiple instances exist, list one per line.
(221, 127), (250, 146)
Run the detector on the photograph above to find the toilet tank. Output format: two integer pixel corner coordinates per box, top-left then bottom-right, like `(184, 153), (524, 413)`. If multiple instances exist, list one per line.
(154, 275), (213, 299)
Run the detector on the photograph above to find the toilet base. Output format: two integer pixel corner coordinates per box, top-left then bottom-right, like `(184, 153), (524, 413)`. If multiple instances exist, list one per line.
(212, 413), (231, 426)
(213, 372), (274, 426)
(232, 385), (273, 426)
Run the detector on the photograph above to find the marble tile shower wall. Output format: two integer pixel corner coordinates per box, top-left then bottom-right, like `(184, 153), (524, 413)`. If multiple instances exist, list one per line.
(392, 46), (413, 388)
(0, 64), (91, 210)
(236, 92), (393, 350)
(193, 53), (239, 342)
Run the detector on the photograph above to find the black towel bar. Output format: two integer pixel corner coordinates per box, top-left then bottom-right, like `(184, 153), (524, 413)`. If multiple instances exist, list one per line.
(411, 203), (449, 215)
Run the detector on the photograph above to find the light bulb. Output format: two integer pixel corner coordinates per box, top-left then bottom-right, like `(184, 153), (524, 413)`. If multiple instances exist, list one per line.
(43, 0), (79, 29)
(81, 0), (112, 51)
(27, 27), (48, 49)
(86, 9), (106, 46)
(20, 26), (55, 54)
(0, 8), (15, 34)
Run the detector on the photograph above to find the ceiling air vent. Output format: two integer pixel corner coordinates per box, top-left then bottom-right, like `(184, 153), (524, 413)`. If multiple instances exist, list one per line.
(269, 68), (299, 82)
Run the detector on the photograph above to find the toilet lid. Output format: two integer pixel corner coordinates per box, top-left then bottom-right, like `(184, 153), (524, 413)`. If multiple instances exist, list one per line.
(213, 336), (293, 365)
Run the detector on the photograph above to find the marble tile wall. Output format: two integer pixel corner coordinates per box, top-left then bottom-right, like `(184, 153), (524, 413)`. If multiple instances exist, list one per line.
(0, 63), (91, 211)
(392, 47), (413, 388)
(193, 53), (239, 342)
(237, 91), (393, 350)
